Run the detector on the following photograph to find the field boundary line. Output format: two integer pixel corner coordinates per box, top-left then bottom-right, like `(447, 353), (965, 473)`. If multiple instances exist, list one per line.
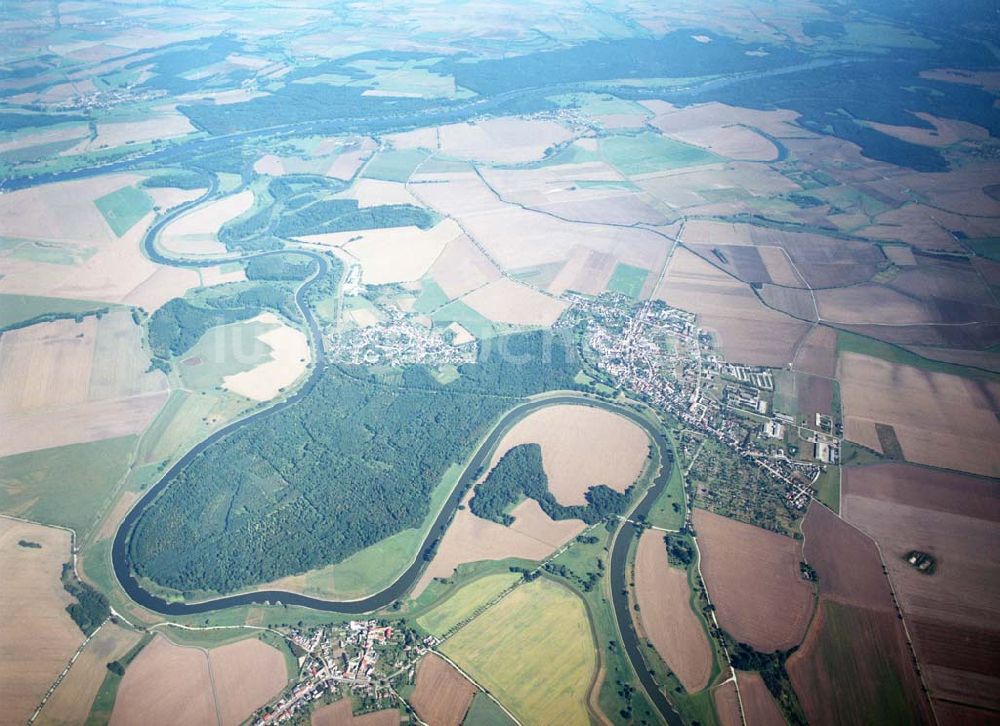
(429, 649), (523, 726)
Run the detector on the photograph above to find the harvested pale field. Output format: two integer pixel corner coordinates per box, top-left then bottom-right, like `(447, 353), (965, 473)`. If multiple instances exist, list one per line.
(919, 68), (1000, 92)
(787, 600), (933, 726)
(410, 653), (476, 726)
(110, 636), (216, 726)
(37, 622), (141, 726)
(63, 113), (195, 155)
(209, 638), (288, 726)
(145, 185), (205, 212)
(842, 463), (1000, 713)
(801, 502), (892, 611)
(655, 248), (808, 366)
(340, 178), (421, 207)
(693, 508), (813, 651)
(634, 530), (712, 692)
(489, 404), (649, 506)
(254, 154), (284, 175)
(713, 681), (742, 726)
(867, 112), (990, 147)
(96, 491), (140, 542)
(0, 173), (145, 245)
(386, 126), (439, 150)
(412, 503), (582, 597)
(792, 325), (837, 379)
(0, 519), (84, 725)
(507, 499), (587, 547)
(159, 189), (254, 256)
(410, 171), (667, 273)
(299, 220), (461, 285)
(427, 234), (502, 298)
(645, 101), (804, 142)
(548, 245), (618, 296)
(757, 245), (804, 287)
(326, 137), (377, 180)
(349, 307), (380, 327)
(223, 313), (310, 401)
(837, 352), (1000, 476)
(0, 124), (87, 154)
(0, 312), (169, 455)
(438, 117), (573, 164)
(463, 278), (567, 327)
(736, 671), (784, 726)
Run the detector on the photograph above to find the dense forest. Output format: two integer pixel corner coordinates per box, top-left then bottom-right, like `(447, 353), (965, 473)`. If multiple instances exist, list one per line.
(470, 443), (630, 526)
(129, 330), (581, 594)
(244, 254), (314, 281)
(61, 563), (109, 636)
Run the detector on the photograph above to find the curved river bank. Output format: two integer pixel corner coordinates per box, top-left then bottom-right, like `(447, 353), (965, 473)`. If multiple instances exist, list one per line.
(113, 174), (682, 724)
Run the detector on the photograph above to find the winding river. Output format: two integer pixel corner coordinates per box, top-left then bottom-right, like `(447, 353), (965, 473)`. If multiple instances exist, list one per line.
(109, 175), (682, 723)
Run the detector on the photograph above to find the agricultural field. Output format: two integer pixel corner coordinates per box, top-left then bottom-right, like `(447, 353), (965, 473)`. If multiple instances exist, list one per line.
(842, 464), (1000, 717)
(488, 403), (650, 506)
(159, 189), (254, 256)
(94, 185), (154, 237)
(410, 653), (477, 726)
(633, 530), (712, 692)
(0, 518), (84, 725)
(416, 572), (522, 637)
(441, 578), (597, 726)
(693, 509), (813, 651)
(109, 634), (288, 726)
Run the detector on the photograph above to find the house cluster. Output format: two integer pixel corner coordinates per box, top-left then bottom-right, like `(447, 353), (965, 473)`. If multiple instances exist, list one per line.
(253, 621), (424, 725)
(563, 293), (828, 512)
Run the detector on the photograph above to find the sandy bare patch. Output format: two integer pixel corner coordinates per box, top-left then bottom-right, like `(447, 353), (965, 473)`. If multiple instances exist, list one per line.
(867, 112), (989, 148)
(463, 277), (567, 327)
(385, 126), (438, 151)
(410, 653), (476, 726)
(919, 68), (1000, 92)
(837, 352), (1000, 476)
(413, 503), (580, 597)
(881, 245), (917, 266)
(209, 638), (288, 726)
(159, 189), (254, 256)
(299, 220), (461, 285)
(254, 154), (284, 175)
(223, 313), (310, 401)
(446, 322), (474, 345)
(0, 519), (85, 725)
(694, 508), (813, 651)
(96, 491), (140, 542)
(438, 117), (573, 165)
(327, 137), (377, 180)
(349, 307), (380, 327)
(634, 530), (711, 692)
(489, 404), (649, 506)
(37, 622), (141, 726)
(507, 498), (587, 547)
(655, 247), (808, 366)
(110, 635), (216, 726)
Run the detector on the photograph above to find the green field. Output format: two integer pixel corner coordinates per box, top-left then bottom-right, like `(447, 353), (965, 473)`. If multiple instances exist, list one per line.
(362, 149), (429, 182)
(814, 467), (840, 513)
(0, 436), (136, 535)
(606, 262), (649, 298)
(432, 300), (496, 339)
(94, 185), (154, 237)
(964, 237), (1000, 262)
(6, 239), (96, 266)
(416, 572), (521, 636)
(441, 578), (596, 725)
(179, 318), (277, 390)
(0, 293), (114, 330)
(600, 132), (720, 175)
(413, 277), (450, 313)
(463, 693), (517, 726)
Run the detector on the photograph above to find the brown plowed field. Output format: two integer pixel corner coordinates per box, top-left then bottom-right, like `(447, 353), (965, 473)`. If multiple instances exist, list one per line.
(842, 463), (1000, 714)
(428, 233), (502, 299)
(633, 530), (712, 692)
(787, 600), (933, 726)
(713, 680), (742, 726)
(792, 325), (837, 378)
(0, 519), (84, 725)
(209, 637), (288, 726)
(693, 508), (813, 651)
(837, 352), (1000, 477)
(736, 671), (784, 726)
(312, 698), (353, 725)
(800, 502), (891, 610)
(109, 635), (216, 726)
(655, 248), (809, 367)
(410, 653), (476, 726)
